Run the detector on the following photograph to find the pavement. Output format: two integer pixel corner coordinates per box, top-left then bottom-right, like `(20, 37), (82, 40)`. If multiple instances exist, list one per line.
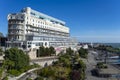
(8, 68), (41, 80)
(82, 50), (108, 80)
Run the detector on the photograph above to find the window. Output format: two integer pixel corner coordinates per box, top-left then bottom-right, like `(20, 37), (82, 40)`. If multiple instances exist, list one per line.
(45, 42), (47, 46)
(31, 12), (35, 15)
(18, 36), (19, 39)
(21, 16), (23, 19)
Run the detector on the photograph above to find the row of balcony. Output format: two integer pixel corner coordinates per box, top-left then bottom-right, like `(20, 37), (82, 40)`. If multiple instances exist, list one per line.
(26, 24), (69, 33)
(8, 22), (24, 25)
(8, 32), (24, 35)
(9, 27), (24, 30)
(26, 28), (69, 36)
(25, 33), (69, 38)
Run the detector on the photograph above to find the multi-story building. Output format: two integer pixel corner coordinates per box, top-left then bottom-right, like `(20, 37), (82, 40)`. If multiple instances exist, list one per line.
(7, 7), (77, 50)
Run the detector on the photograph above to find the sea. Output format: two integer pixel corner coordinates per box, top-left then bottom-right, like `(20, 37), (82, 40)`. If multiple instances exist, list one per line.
(101, 43), (120, 48)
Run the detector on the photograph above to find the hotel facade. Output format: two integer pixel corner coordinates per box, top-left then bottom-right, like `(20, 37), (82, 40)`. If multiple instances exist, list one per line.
(7, 7), (77, 50)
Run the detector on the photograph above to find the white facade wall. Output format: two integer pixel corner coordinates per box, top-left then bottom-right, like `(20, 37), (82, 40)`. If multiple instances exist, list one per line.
(7, 7), (77, 50)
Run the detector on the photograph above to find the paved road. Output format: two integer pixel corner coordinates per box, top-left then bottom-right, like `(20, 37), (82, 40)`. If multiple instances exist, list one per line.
(8, 68), (40, 80)
(18, 72), (37, 80)
(17, 68), (41, 80)
(82, 51), (108, 80)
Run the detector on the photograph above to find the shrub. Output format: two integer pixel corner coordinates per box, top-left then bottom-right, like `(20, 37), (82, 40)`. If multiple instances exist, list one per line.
(35, 76), (44, 80)
(96, 62), (108, 69)
(26, 78), (32, 80)
(8, 69), (21, 76)
(0, 68), (3, 78)
(3, 76), (8, 80)
(4, 48), (29, 70)
(78, 48), (88, 58)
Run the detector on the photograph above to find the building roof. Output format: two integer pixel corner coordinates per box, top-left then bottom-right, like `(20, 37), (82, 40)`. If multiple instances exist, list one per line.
(31, 9), (65, 25)
(22, 7), (65, 25)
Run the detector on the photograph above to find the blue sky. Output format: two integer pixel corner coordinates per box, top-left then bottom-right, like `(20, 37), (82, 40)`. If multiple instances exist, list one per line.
(0, 0), (120, 43)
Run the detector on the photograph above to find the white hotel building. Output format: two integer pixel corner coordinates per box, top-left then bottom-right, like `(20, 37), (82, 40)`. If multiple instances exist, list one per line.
(7, 7), (77, 50)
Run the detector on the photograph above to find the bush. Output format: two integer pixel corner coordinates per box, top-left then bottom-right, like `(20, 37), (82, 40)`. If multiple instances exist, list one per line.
(0, 48), (3, 56)
(4, 48), (29, 70)
(31, 63), (40, 68)
(26, 78), (32, 80)
(8, 69), (21, 76)
(37, 46), (56, 57)
(0, 68), (3, 78)
(35, 76), (44, 80)
(96, 62), (108, 69)
(36, 49), (86, 80)
(70, 70), (81, 80)
(78, 48), (88, 58)
(3, 76), (8, 80)
(3, 48), (30, 76)
(39, 66), (55, 77)
(104, 65), (108, 68)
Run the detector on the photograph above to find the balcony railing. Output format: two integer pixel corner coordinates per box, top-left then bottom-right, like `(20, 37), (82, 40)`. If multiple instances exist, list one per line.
(9, 32), (24, 35)
(8, 22), (24, 25)
(9, 27), (24, 30)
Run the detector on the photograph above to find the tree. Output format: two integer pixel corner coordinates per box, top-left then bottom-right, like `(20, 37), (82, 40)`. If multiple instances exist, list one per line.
(0, 48), (3, 55)
(78, 48), (88, 58)
(49, 46), (56, 56)
(36, 50), (86, 80)
(35, 76), (44, 80)
(4, 48), (29, 71)
(39, 46), (45, 57)
(39, 66), (55, 78)
(78, 60), (86, 71)
(37, 46), (56, 57)
(66, 47), (73, 55)
(70, 70), (81, 80)
(45, 47), (50, 56)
